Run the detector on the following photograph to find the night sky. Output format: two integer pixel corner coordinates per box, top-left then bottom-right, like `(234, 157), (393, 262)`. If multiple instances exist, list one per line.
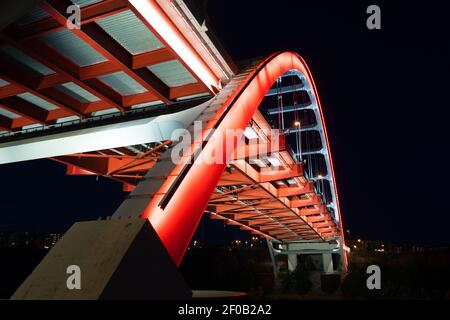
(0, 1), (449, 244)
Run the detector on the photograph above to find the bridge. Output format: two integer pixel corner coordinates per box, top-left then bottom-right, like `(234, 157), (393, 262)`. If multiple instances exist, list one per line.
(0, 0), (346, 299)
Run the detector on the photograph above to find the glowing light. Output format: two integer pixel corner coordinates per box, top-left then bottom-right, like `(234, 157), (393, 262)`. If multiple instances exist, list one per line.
(129, 0), (220, 92)
(139, 52), (347, 267)
(267, 157), (282, 167)
(244, 126), (258, 139)
(294, 121), (300, 126)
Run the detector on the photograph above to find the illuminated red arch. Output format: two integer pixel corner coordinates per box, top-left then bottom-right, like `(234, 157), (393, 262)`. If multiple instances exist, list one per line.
(140, 51), (345, 266)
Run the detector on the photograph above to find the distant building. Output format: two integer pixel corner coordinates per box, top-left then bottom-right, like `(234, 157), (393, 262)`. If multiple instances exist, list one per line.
(346, 239), (449, 254)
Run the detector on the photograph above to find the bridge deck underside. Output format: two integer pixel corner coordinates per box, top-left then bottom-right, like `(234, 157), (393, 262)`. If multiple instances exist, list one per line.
(54, 108), (339, 242)
(0, 0), (211, 134)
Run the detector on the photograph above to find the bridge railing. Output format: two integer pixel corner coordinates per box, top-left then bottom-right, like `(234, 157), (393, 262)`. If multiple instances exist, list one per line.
(0, 96), (210, 144)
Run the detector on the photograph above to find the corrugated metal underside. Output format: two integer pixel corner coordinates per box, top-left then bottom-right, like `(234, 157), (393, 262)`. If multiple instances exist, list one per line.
(0, 0), (210, 135)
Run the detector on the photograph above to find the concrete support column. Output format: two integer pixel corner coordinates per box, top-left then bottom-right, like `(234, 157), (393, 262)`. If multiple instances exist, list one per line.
(11, 219), (191, 299)
(322, 253), (334, 273)
(287, 254), (298, 272)
(266, 239), (281, 291)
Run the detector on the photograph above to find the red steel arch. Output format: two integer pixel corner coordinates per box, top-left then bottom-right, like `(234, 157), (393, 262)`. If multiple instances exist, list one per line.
(140, 51), (345, 266)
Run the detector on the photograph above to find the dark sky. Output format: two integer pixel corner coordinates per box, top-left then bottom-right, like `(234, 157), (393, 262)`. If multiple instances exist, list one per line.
(0, 1), (449, 244)
(202, 0), (450, 243)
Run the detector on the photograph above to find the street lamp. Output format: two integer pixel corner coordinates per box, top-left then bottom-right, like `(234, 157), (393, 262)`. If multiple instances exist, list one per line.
(316, 175), (324, 199)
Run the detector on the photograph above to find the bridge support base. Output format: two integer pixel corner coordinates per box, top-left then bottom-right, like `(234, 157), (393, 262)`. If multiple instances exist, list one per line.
(322, 253), (334, 274)
(266, 239), (343, 292)
(287, 254), (298, 272)
(11, 218), (191, 300)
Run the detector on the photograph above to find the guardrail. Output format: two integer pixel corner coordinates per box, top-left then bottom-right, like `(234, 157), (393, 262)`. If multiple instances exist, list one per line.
(0, 96), (211, 144)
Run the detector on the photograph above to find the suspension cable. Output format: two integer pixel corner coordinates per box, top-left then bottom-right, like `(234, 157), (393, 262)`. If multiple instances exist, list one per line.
(276, 79), (281, 129)
(276, 78), (285, 130)
(292, 75), (302, 163)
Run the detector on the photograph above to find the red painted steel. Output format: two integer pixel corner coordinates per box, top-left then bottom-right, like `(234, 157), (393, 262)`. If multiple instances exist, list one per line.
(138, 51), (346, 267)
